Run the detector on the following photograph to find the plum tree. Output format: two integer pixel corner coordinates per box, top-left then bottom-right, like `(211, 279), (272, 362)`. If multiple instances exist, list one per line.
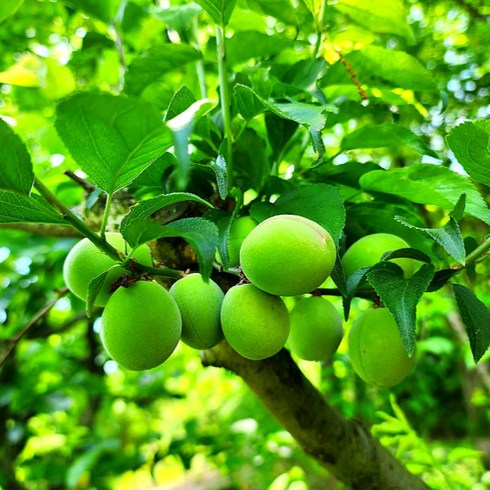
(220, 283), (290, 360)
(341, 233), (415, 278)
(169, 273), (224, 349)
(288, 296), (343, 362)
(100, 280), (182, 371)
(348, 307), (416, 387)
(226, 215), (257, 266)
(63, 232), (153, 306)
(240, 214), (336, 296)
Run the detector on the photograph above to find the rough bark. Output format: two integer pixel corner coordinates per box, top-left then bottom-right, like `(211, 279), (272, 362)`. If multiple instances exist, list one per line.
(202, 341), (430, 490)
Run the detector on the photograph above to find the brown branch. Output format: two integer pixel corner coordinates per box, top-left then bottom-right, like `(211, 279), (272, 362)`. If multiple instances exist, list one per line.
(202, 342), (429, 489)
(336, 48), (369, 102)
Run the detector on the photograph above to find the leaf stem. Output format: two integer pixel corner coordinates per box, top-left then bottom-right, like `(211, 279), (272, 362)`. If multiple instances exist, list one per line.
(128, 261), (184, 279)
(313, 0), (328, 58)
(454, 235), (490, 270)
(193, 17), (207, 99)
(216, 25), (233, 165)
(99, 192), (113, 239)
(34, 177), (122, 261)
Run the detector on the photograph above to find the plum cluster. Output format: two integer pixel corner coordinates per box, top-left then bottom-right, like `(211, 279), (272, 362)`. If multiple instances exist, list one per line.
(62, 217), (416, 387)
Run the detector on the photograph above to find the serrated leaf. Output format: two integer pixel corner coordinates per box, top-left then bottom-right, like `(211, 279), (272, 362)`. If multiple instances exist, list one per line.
(360, 164), (490, 225)
(120, 192), (213, 234)
(123, 217), (218, 279)
(0, 0), (24, 23)
(396, 215), (466, 264)
(0, 191), (65, 224)
(335, 0), (414, 42)
(341, 123), (438, 158)
(453, 284), (490, 363)
(194, 0), (237, 25)
(367, 262), (435, 356)
(343, 266), (371, 320)
(56, 93), (173, 195)
(446, 120), (490, 188)
(0, 118), (34, 194)
(427, 268), (459, 292)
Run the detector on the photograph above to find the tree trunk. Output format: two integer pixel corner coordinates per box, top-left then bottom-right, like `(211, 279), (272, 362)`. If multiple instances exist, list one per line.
(202, 341), (430, 490)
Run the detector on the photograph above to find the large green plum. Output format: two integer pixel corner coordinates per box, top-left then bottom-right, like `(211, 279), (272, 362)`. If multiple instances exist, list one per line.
(348, 308), (416, 387)
(100, 281), (182, 370)
(341, 233), (415, 278)
(288, 296), (343, 361)
(63, 232), (153, 306)
(220, 284), (290, 360)
(169, 273), (225, 350)
(240, 214), (336, 296)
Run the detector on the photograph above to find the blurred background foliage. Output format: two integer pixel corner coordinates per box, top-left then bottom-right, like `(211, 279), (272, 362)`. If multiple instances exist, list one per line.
(1, 0), (490, 488)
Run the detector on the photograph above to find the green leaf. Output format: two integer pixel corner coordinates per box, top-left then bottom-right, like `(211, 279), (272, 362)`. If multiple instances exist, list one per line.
(446, 120), (490, 188)
(360, 164), (490, 225)
(325, 46), (437, 92)
(453, 284), (490, 363)
(86, 269), (113, 318)
(367, 262), (435, 356)
(341, 124), (438, 158)
(0, 0), (24, 23)
(209, 153), (228, 199)
(64, 0), (116, 23)
(131, 153), (176, 189)
(55, 93), (173, 195)
(150, 3), (202, 33)
(226, 31), (294, 65)
(335, 0), (414, 42)
(120, 192), (213, 234)
(265, 113), (298, 162)
(123, 217), (218, 279)
(194, 0), (237, 25)
(396, 216), (466, 264)
(0, 191), (65, 224)
(250, 183), (345, 243)
(0, 118), (34, 194)
(124, 45), (201, 96)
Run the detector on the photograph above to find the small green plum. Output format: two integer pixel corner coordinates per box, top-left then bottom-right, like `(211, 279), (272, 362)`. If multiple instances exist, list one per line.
(169, 273), (225, 350)
(63, 232), (153, 306)
(341, 233), (415, 278)
(100, 281), (182, 370)
(227, 216), (257, 266)
(348, 308), (416, 387)
(240, 214), (336, 296)
(288, 296), (343, 362)
(220, 284), (290, 360)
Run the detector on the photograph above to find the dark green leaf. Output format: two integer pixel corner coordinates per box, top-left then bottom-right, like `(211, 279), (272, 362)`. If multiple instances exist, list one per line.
(0, 191), (65, 224)
(0, 0), (24, 23)
(131, 153), (176, 189)
(343, 266), (371, 320)
(446, 120), (490, 188)
(124, 45), (201, 96)
(383, 248), (432, 264)
(360, 164), (490, 225)
(265, 112), (298, 162)
(453, 284), (490, 363)
(56, 93), (173, 195)
(341, 123), (438, 158)
(367, 262), (435, 356)
(427, 269), (459, 292)
(194, 0), (237, 25)
(0, 118), (34, 194)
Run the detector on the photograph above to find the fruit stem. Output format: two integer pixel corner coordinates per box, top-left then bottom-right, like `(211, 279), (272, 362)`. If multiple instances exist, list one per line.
(34, 177), (123, 262)
(99, 192), (113, 239)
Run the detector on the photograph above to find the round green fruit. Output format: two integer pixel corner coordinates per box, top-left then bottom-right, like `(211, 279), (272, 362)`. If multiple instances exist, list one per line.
(341, 233), (414, 278)
(220, 284), (290, 360)
(63, 232), (153, 306)
(240, 214), (336, 296)
(100, 281), (182, 371)
(227, 216), (257, 266)
(348, 308), (416, 387)
(288, 296), (343, 362)
(169, 273), (225, 350)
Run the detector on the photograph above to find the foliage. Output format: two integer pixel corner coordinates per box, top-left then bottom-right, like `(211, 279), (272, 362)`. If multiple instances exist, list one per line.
(1, 0), (490, 488)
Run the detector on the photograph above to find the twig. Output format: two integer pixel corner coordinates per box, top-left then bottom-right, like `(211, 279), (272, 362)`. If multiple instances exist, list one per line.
(64, 170), (95, 193)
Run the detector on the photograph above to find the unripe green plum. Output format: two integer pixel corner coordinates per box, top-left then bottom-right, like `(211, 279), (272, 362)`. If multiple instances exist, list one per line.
(63, 232), (153, 306)
(288, 296), (343, 361)
(341, 233), (414, 278)
(100, 281), (182, 370)
(220, 284), (290, 360)
(348, 308), (415, 387)
(227, 215), (257, 266)
(240, 214), (336, 296)
(169, 273), (224, 350)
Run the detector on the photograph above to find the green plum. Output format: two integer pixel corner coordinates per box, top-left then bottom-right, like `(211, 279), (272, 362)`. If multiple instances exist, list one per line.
(227, 215), (257, 266)
(100, 281), (182, 371)
(169, 273), (225, 350)
(341, 233), (415, 278)
(63, 232), (152, 306)
(240, 214), (336, 296)
(288, 296), (343, 361)
(348, 308), (416, 387)
(220, 284), (290, 360)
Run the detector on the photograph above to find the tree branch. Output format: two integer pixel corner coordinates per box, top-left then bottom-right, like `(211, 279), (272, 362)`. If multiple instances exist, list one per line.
(202, 342), (429, 489)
